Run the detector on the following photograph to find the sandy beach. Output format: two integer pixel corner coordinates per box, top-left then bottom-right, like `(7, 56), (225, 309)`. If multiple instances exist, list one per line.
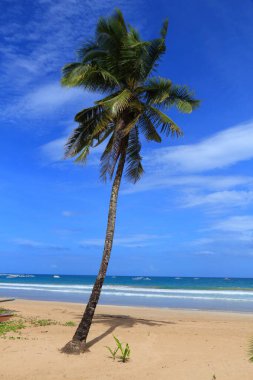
(0, 299), (252, 380)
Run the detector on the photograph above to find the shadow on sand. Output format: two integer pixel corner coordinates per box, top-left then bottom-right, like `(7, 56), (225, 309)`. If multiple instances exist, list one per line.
(72, 313), (176, 349)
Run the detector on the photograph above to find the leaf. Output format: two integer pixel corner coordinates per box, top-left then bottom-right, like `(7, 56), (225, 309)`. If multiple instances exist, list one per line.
(160, 19), (169, 39)
(138, 114), (162, 142)
(140, 77), (172, 104)
(74, 146), (90, 164)
(113, 335), (124, 354)
(147, 106), (183, 137)
(97, 89), (133, 116)
(125, 126), (144, 183)
(163, 84), (200, 113)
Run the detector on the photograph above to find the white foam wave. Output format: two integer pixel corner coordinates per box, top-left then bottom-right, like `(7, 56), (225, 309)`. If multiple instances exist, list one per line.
(1, 283), (253, 297)
(1, 284), (253, 302)
(1, 282), (253, 303)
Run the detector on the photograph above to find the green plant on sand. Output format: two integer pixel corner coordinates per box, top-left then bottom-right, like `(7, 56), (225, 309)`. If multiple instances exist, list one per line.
(106, 336), (131, 362)
(60, 9), (199, 354)
(30, 318), (58, 327)
(106, 344), (119, 360)
(64, 321), (76, 327)
(0, 319), (25, 336)
(248, 337), (253, 362)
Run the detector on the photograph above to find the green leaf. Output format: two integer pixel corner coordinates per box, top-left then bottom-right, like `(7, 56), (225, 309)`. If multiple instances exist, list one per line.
(160, 19), (169, 39)
(125, 126), (144, 183)
(147, 106), (183, 137)
(138, 114), (162, 143)
(98, 89), (133, 115)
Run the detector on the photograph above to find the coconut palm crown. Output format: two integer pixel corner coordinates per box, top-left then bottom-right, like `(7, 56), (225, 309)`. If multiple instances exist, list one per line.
(61, 9), (199, 354)
(62, 9), (199, 182)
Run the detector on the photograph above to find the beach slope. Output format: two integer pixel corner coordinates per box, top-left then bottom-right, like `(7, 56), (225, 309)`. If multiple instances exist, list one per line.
(0, 299), (252, 380)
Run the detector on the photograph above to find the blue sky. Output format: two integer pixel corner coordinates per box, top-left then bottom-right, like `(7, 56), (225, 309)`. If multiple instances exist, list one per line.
(1, 0), (253, 277)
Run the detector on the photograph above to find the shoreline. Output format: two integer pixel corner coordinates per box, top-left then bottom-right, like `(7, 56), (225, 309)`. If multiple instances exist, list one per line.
(1, 299), (253, 379)
(6, 297), (253, 316)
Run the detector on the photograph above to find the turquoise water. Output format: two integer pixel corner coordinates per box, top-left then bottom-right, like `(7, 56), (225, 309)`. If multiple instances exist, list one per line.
(1, 274), (253, 312)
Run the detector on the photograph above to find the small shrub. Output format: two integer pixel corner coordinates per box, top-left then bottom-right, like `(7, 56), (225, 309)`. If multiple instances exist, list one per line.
(64, 321), (76, 327)
(0, 319), (25, 336)
(31, 319), (57, 327)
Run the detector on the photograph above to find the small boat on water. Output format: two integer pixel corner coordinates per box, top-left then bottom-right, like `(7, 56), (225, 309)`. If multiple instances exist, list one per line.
(53, 275), (60, 279)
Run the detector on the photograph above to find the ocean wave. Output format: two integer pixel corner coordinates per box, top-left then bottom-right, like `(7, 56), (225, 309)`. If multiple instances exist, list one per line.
(1, 284), (253, 302)
(2, 282), (253, 295)
(1, 282), (253, 302)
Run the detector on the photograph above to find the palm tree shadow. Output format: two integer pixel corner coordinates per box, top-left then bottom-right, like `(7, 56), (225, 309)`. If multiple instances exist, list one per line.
(73, 312), (176, 349)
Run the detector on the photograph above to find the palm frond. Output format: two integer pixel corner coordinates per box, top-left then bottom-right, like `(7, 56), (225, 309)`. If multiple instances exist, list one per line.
(77, 40), (100, 61)
(74, 146), (90, 163)
(65, 105), (112, 159)
(125, 126), (144, 183)
(61, 63), (119, 92)
(100, 129), (127, 181)
(100, 133), (115, 180)
(140, 19), (168, 80)
(97, 89), (133, 115)
(93, 124), (115, 147)
(140, 77), (172, 104)
(163, 84), (200, 113)
(160, 19), (169, 39)
(147, 106), (183, 136)
(61, 9), (199, 183)
(96, 9), (128, 45)
(138, 114), (162, 142)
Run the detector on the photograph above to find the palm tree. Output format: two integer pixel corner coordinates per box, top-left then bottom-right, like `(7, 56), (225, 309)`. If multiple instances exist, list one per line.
(61, 9), (199, 354)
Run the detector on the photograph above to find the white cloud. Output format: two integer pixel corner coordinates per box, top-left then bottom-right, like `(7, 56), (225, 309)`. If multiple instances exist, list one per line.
(182, 190), (253, 209)
(213, 215), (253, 233)
(151, 121), (253, 173)
(80, 234), (169, 248)
(0, 0), (143, 121)
(205, 215), (253, 245)
(124, 174), (253, 194)
(41, 136), (66, 162)
(3, 82), (89, 119)
(1, 0), (141, 88)
(13, 238), (67, 251)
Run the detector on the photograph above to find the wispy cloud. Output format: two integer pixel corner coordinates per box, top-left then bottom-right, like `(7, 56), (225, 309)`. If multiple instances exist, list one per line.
(80, 234), (169, 248)
(124, 120), (253, 218)
(2, 82), (95, 121)
(40, 136), (66, 162)
(124, 174), (253, 194)
(182, 190), (253, 209)
(13, 238), (68, 251)
(150, 121), (253, 173)
(189, 215), (253, 256)
(212, 215), (253, 234)
(0, 0), (142, 119)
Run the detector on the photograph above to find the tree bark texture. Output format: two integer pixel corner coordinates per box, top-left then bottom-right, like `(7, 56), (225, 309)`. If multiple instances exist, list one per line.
(61, 146), (127, 354)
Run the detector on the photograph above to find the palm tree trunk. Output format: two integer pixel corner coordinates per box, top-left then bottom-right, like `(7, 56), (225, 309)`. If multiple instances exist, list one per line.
(61, 148), (127, 354)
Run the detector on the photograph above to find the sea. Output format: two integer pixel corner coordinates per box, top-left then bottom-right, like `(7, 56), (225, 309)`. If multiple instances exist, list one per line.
(1, 274), (253, 312)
